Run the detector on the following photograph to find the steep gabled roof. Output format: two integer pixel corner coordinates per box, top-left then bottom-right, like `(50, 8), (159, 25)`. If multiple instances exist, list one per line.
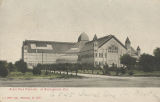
(85, 35), (111, 46)
(85, 35), (126, 48)
(98, 35), (127, 49)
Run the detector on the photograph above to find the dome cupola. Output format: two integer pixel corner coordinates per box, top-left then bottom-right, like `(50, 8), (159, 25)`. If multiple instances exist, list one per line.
(78, 32), (89, 42)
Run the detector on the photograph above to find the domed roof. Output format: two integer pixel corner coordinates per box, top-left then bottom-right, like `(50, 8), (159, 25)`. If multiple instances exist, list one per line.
(78, 32), (89, 42)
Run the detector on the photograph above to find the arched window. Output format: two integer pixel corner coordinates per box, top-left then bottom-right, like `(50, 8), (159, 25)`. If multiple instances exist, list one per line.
(108, 45), (118, 53)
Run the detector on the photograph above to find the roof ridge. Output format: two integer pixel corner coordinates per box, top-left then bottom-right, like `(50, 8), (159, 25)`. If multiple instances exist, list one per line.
(24, 40), (76, 44)
(85, 35), (112, 45)
(97, 35), (112, 40)
(97, 35), (127, 49)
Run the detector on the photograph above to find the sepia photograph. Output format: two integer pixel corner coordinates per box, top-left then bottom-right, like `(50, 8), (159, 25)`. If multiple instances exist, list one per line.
(0, 0), (160, 102)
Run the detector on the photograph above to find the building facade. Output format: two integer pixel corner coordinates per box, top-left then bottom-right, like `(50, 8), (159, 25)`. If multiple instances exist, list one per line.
(22, 32), (140, 69)
(22, 40), (76, 68)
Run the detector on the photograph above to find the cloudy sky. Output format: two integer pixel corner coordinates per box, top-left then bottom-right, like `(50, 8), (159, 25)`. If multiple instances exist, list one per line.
(0, 0), (160, 63)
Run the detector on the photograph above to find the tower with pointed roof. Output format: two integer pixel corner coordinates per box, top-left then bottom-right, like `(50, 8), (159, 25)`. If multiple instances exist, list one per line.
(93, 34), (98, 41)
(93, 34), (98, 49)
(93, 34), (98, 65)
(125, 37), (131, 49)
(137, 46), (141, 57)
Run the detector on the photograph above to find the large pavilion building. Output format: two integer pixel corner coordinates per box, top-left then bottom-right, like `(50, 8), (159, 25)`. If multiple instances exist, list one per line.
(22, 32), (141, 69)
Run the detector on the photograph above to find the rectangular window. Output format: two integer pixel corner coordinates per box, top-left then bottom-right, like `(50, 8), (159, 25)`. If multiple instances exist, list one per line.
(105, 53), (107, 58)
(99, 53), (103, 58)
(95, 53), (97, 57)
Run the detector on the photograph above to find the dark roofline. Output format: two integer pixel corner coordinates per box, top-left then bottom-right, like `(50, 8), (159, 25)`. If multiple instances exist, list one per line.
(23, 40), (76, 45)
(97, 35), (111, 40)
(85, 35), (111, 45)
(113, 36), (127, 49)
(98, 35), (127, 49)
(85, 40), (93, 45)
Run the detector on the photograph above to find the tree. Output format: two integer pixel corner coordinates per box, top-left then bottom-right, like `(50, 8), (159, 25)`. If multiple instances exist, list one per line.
(7, 62), (15, 72)
(119, 67), (126, 75)
(89, 64), (94, 74)
(57, 63), (62, 74)
(153, 48), (160, 70)
(74, 63), (79, 76)
(0, 61), (9, 77)
(95, 65), (100, 74)
(64, 63), (70, 75)
(51, 64), (56, 74)
(154, 48), (160, 57)
(120, 54), (136, 70)
(15, 59), (28, 73)
(69, 64), (74, 75)
(32, 64), (42, 75)
(139, 53), (154, 72)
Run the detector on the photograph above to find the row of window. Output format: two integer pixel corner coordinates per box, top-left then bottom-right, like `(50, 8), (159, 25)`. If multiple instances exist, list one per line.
(95, 53), (107, 58)
(24, 53), (57, 57)
(108, 49), (118, 53)
(27, 61), (56, 66)
(108, 45), (118, 53)
(80, 53), (107, 59)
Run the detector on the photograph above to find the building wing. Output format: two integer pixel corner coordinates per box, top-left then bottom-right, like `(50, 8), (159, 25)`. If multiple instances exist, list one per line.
(23, 40), (76, 54)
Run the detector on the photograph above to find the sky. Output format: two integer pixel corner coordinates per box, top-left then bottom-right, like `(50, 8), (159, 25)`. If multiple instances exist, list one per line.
(0, 0), (160, 63)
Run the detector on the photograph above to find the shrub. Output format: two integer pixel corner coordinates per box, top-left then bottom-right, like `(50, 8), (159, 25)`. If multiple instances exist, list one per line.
(120, 54), (136, 70)
(45, 71), (49, 75)
(120, 67), (126, 74)
(0, 61), (9, 77)
(15, 59), (28, 73)
(32, 67), (41, 75)
(128, 71), (134, 76)
(115, 68), (120, 76)
(0, 67), (9, 77)
(7, 62), (16, 72)
(139, 54), (154, 72)
(153, 48), (160, 70)
(103, 64), (110, 75)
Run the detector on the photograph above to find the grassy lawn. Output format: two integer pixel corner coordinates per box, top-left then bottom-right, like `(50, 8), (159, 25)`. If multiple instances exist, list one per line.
(77, 70), (104, 75)
(77, 70), (118, 75)
(77, 69), (160, 77)
(1, 70), (159, 80)
(131, 70), (160, 77)
(0, 71), (83, 80)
